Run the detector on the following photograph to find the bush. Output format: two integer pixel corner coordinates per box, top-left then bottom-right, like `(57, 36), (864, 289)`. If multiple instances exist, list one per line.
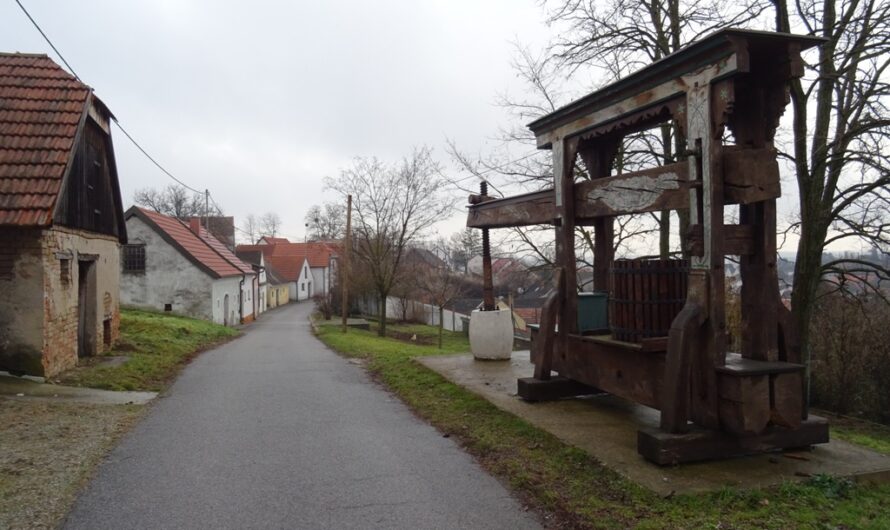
(810, 291), (890, 424)
(313, 293), (333, 320)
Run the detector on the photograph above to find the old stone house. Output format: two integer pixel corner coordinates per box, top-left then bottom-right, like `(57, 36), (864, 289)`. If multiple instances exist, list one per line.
(0, 53), (127, 377)
(122, 207), (255, 326)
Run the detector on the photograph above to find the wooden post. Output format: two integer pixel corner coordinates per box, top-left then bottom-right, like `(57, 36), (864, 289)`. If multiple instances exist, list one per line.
(553, 137), (580, 335)
(579, 141), (619, 293)
(341, 194), (352, 333)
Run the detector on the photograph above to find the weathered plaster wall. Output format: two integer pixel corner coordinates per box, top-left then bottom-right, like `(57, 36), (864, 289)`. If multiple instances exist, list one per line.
(211, 276), (243, 326)
(310, 267), (326, 297)
(43, 227), (121, 376)
(0, 228), (46, 375)
(0, 226), (121, 378)
(121, 216), (213, 320)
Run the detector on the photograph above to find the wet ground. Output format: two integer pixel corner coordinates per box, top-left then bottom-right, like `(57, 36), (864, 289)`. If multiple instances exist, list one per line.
(418, 352), (890, 496)
(62, 302), (540, 529)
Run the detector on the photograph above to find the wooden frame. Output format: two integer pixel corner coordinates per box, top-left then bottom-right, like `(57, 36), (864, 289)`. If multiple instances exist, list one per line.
(467, 29), (829, 464)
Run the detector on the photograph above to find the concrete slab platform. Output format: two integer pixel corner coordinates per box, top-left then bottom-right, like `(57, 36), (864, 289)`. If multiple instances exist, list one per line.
(417, 352), (890, 495)
(0, 374), (156, 405)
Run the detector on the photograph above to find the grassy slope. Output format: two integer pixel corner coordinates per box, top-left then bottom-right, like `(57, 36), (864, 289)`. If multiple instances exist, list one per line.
(59, 308), (238, 391)
(316, 321), (890, 530)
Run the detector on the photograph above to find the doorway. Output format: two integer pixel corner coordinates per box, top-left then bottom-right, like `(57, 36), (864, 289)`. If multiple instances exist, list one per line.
(77, 259), (97, 357)
(223, 294), (230, 326)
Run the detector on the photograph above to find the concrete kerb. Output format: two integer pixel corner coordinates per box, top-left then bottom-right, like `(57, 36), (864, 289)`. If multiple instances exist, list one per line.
(416, 351), (890, 496)
(0, 373), (156, 405)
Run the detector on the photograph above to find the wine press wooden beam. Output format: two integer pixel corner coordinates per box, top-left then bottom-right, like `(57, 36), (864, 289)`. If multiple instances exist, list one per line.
(467, 147), (779, 229)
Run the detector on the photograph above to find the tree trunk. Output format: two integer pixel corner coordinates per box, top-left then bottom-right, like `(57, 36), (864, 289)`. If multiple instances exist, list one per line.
(378, 292), (388, 337)
(438, 306), (444, 349)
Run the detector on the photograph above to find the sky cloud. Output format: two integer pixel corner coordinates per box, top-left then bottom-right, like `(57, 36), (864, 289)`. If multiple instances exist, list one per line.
(2, 0), (550, 241)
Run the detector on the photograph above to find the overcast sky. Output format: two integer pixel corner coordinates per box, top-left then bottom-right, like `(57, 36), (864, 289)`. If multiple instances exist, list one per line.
(2, 0), (552, 241)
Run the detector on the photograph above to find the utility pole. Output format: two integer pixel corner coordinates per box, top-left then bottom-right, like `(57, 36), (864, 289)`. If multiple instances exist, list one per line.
(204, 189), (210, 229)
(341, 194), (352, 333)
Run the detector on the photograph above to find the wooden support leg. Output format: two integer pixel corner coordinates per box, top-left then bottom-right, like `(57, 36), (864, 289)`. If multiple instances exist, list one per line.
(661, 302), (703, 433)
(533, 269), (564, 381)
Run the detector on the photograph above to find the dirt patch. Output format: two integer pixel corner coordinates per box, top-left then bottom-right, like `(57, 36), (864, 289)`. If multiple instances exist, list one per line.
(0, 398), (143, 530)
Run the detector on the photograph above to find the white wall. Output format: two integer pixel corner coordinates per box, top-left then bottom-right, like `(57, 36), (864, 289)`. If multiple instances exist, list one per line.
(361, 296), (469, 332)
(121, 217), (213, 320)
(211, 276), (243, 326)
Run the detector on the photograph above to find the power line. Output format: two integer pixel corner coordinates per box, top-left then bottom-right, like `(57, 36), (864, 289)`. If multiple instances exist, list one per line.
(14, 0), (206, 197)
(13, 0), (79, 80)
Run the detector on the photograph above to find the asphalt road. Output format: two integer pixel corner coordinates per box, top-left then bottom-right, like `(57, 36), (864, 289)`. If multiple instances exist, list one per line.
(63, 302), (540, 530)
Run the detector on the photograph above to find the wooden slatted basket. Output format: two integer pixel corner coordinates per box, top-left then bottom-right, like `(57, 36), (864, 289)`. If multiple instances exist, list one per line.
(609, 258), (688, 343)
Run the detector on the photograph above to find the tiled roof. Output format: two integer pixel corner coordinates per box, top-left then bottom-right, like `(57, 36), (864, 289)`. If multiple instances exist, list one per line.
(235, 241), (338, 277)
(128, 207), (244, 279)
(259, 236), (290, 245)
(196, 223), (253, 274)
(235, 249), (263, 267)
(264, 263), (287, 285)
(0, 53), (91, 226)
(266, 255), (308, 282)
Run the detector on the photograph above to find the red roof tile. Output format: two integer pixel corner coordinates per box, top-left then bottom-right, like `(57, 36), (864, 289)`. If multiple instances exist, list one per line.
(195, 223), (253, 274)
(0, 53), (90, 226)
(236, 241), (339, 281)
(130, 207), (245, 278)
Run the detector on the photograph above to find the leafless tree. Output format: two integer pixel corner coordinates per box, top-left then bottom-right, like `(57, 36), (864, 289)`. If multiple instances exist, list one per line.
(770, 0), (890, 357)
(133, 184), (219, 220)
(448, 228), (482, 273)
(416, 263), (466, 349)
(325, 146), (454, 337)
(259, 212), (282, 238)
(240, 214), (259, 244)
(305, 203), (346, 241)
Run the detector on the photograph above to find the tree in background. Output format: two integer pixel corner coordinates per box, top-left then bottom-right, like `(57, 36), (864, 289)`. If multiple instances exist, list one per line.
(305, 203), (346, 241)
(259, 212), (282, 238)
(134, 184), (220, 220)
(416, 261), (466, 349)
(771, 0), (890, 359)
(325, 146), (453, 337)
(448, 228), (482, 273)
(240, 214), (259, 244)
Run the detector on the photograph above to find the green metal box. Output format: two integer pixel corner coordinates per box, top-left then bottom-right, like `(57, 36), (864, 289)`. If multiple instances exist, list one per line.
(577, 292), (608, 333)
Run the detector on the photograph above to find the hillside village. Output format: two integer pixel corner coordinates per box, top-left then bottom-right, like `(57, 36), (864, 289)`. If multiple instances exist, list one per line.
(2, 2), (890, 529)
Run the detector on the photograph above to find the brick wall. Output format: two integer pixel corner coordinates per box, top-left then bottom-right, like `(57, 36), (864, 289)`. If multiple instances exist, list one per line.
(41, 227), (121, 377)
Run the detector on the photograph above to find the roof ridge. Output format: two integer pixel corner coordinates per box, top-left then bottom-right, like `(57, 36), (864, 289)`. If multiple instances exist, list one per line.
(0, 52), (50, 58)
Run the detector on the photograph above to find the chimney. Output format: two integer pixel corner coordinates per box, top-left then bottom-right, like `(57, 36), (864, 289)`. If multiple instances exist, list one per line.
(189, 218), (202, 236)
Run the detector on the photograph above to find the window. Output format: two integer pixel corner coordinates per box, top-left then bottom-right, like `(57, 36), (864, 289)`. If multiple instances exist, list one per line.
(123, 244), (145, 272)
(301, 283), (305, 291)
(60, 258), (71, 287)
(164, 303), (172, 312)
(304, 268), (308, 279)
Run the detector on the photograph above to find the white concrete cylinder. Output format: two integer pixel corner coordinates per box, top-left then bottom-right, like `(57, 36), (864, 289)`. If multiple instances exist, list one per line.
(469, 309), (514, 360)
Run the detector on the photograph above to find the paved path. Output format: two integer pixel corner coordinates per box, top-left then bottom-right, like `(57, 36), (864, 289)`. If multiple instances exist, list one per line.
(64, 302), (539, 530)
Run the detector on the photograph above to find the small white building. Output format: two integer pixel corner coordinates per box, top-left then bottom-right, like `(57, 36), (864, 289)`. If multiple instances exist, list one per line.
(121, 207), (256, 326)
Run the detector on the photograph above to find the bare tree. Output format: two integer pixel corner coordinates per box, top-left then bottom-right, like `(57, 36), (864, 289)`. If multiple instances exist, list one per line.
(240, 214), (259, 244)
(133, 184), (218, 220)
(305, 203), (346, 241)
(325, 146), (454, 337)
(259, 212), (282, 238)
(416, 262), (465, 349)
(448, 228), (482, 273)
(771, 0), (890, 358)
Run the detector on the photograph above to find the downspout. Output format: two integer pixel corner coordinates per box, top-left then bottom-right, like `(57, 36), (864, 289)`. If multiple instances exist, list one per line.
(239, 275), (245, 324)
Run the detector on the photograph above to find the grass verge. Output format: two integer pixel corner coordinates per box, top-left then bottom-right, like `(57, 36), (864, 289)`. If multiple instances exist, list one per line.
(315, 320), (890, 529)
(58, 308), (239, 391)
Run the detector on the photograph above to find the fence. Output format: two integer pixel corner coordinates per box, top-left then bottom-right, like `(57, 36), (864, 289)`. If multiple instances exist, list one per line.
(358, 296), (469, 332)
